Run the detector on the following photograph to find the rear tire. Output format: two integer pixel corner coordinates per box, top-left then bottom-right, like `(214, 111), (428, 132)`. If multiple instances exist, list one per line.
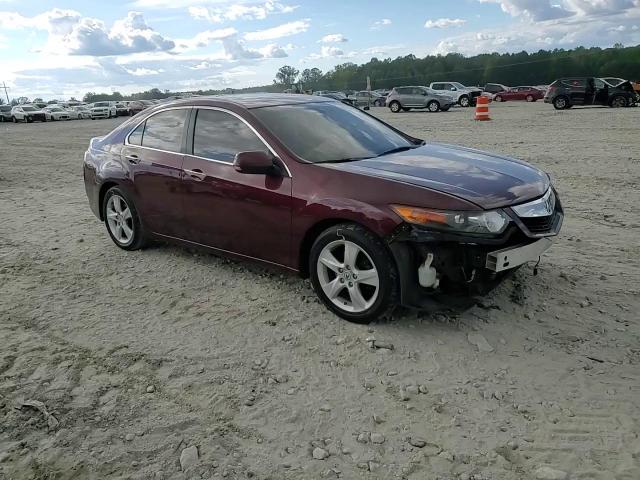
(389, 101), (401, 113)
(526, 95), (534, 102)
(102, 186), (148, 251)
(12, 116), (17, 123)
(309, 223), (398, 323)
(427, 100), (440, 112)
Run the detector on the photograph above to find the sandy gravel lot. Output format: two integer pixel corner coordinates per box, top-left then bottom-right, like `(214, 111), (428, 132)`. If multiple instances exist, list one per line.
(1, 102), (639, 480)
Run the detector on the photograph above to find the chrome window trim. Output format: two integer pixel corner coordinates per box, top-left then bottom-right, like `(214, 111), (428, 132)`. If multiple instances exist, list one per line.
(124, 104), (292, 177)
(191, 106), (292, 177)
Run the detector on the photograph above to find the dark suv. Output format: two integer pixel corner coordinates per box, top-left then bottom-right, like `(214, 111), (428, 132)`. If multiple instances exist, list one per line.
(544, 77), (636, 110)
(0, 105), (12, 122)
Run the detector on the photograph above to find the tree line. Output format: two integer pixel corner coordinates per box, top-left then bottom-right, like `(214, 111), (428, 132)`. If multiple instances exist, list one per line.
(272, 44), (640, 92)
(5, 44), (638, 104)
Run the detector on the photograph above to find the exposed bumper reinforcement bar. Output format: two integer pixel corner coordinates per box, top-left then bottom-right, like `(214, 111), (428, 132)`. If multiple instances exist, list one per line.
(486, 238), (553, 272)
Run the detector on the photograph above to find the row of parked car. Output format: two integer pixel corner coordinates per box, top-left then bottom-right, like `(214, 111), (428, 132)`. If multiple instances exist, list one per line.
(314, 76), (639, 114)
(0, 99), (168, 123)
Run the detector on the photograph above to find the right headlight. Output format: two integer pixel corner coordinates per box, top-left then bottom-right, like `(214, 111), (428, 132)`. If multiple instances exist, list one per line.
(391, 205), (510, 235)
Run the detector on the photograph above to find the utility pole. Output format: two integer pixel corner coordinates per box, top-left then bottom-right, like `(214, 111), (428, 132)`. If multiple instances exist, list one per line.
(1, 82), (9, 104)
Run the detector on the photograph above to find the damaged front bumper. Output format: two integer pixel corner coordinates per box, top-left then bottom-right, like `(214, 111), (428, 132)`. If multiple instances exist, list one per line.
(387, 197), (563, 309)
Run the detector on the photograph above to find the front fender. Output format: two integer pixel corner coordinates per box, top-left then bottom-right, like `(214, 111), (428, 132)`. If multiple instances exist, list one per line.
(295, 197), (401, 239)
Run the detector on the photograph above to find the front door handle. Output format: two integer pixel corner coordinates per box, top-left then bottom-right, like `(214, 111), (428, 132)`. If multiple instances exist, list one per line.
(185, 168), (206, 181)
(125, 154), (140, 165)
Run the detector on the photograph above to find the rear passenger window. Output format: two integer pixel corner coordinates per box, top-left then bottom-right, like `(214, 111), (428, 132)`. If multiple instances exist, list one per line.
(128, 122), (144, 146)
(141, 109), (188, 153)
(193, 109), (266, 163)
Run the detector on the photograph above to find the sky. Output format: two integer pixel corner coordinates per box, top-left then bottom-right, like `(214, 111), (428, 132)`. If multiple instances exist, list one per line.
(0, 0), (639, 99)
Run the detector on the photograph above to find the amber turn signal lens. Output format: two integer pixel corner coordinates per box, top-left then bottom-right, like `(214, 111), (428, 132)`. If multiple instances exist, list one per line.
(390, 205), (449, 225)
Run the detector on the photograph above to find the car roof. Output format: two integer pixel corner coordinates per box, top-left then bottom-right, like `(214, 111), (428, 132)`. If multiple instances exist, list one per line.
(162, 93), (333, 110)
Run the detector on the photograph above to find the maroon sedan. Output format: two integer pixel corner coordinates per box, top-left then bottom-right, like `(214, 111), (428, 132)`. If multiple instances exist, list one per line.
(494, 86), (544, 102)
(83, 94), (562, 323)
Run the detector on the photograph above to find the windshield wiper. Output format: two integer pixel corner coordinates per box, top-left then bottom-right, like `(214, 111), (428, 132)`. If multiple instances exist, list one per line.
(317, 156), (372, 164)
(376, 143), (423, 157)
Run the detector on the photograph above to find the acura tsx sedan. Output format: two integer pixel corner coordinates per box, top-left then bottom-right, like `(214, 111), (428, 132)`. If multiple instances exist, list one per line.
(83, 94), (563, 323)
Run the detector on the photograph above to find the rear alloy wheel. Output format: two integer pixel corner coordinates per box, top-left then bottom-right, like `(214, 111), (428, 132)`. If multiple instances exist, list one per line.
(494, 95), (503, 102)
(310, 223), (398, 323)
(103, 187), (147, 250)
(459, 95), (470, 107)
(427, 100), (440, 112)
(553, 96), (569, 110)
(389, 101), (401, 113)
(526, 95), (535, 102)
(610, 96), (627, 108)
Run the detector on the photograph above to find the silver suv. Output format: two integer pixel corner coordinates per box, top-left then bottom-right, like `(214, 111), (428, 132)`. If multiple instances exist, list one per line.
(386, 86), (456, 113)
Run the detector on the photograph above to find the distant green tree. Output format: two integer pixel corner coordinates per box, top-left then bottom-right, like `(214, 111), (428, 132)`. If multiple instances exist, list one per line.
(274, 65), (300, 86)
(300, 68), (323, 87)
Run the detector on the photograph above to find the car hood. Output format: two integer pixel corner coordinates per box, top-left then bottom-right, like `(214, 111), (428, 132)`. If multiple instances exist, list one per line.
(326, 143), (549, 209)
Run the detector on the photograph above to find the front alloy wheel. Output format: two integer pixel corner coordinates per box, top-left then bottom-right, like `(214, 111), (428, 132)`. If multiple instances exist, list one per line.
(310, 223), (398, 323)
(389, 101), (401, 113)
(459, 95), (470, 107)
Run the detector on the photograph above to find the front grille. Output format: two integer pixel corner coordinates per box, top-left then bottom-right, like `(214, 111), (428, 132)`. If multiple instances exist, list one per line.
(520, 213), (556, 234)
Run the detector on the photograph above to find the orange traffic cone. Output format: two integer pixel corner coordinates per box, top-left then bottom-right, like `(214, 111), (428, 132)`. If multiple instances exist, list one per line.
(474, 96), (491, 121)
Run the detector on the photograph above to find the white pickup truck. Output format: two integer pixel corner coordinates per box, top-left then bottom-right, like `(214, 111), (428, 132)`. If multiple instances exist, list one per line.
(429, 82), (483, 107)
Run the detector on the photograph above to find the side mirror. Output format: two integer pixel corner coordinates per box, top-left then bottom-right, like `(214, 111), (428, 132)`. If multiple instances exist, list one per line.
(450, 87), (457, 91)
(234, 151), (279, 175)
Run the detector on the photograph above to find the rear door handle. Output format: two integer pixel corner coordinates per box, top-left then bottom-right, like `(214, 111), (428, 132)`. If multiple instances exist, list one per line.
(125, 154), (140, 164)
(185, 168), (206, 181)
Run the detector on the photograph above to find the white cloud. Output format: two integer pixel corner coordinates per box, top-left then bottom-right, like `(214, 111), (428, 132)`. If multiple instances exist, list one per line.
(477, 0), (639, 21)
(425, 18), (467, 28)
(435, 4), (640, 55)
(370, 18), (392, 30)
(188, 1), (298, 23)
(243, 19), (309, 40)
(222, 34), (287, 59)
(175, 27), (237, 51)
(308, 45), (345, 59)
(320, 33), (348, 43)
(125, 67), (162, 76)
(0, 9), (175, 56)
(477, 0), (574, 21)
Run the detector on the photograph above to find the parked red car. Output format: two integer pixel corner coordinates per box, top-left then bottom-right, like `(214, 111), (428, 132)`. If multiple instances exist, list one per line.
(494, 86), (544, 102)
(83, 94), (562, 323)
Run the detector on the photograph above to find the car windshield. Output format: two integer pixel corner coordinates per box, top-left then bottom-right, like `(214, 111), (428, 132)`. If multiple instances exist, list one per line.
(22, 106), (36, 111)
(451, 82), (466, 89)
(252, 101), (417, 164)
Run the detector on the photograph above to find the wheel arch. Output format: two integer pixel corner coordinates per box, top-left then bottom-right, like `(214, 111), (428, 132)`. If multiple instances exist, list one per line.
(298, 217), (398, 278)
(98, 181), (120, 221)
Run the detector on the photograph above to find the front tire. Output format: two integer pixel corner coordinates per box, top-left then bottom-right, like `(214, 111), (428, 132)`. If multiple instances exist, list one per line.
(102, 186), (147, 251)
(309, 223), (398, 323)
(553, 96), (569, 110)
(459, 95), (470, 107)
(389, 101), (401, 113)
(494, 95), (503, 102)
(526, 95), (534, 102)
